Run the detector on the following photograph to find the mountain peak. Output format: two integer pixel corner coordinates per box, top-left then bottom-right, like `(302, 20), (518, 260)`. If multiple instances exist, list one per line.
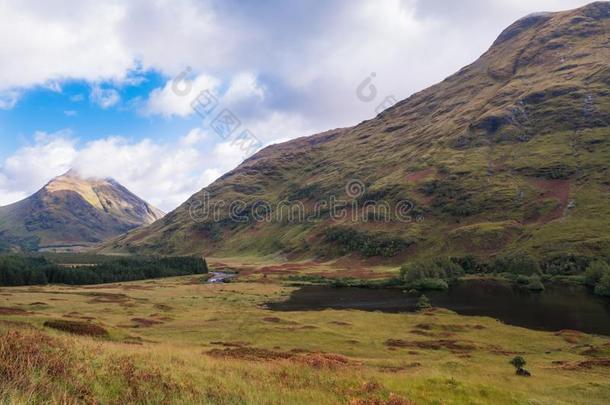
(0, 170), (164, 251)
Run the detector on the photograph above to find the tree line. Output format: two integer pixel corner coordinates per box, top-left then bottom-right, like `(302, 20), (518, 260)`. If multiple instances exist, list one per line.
(0, 255), (208, 286)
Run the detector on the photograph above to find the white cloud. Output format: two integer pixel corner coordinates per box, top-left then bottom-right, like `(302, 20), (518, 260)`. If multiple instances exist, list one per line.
(0, 89), (21, 110)
(223, 72), (266, 105)
(142, 73), (220, 117)
(0, 131), (77, 201)
(90, 85), (120, 109)
(180, 128), (208, 146)
(0, 129), (228, 211)
(64, 110), (77, 117)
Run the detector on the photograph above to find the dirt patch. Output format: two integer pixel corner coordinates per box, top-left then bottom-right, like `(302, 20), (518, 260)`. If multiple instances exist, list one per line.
(86, 292), (131, 304)
(560, 358), (610, 370)
(555, 329), (588, 344)
(262, 316), (298, 325)
(208, 347), (293, 361)
(29, 302), (48, 306)
(153, 304), (173, 311)
(0, 307), (31, 316)
(130, 318), (164, 328)
(329, 321), (352, 326)
(207, 347), (353, 369)
(385, 339), (475, 353)
(62, 312), (96, 321)
(210, 341), (249, 348)
(349, 393), (416, 405)
(121, 284), (154, 291)
(44, 319), (109, 337)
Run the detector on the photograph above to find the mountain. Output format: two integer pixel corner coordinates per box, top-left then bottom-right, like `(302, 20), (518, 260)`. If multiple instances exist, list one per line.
(104, 2), (610, 260)
(0, 170), (164, 251)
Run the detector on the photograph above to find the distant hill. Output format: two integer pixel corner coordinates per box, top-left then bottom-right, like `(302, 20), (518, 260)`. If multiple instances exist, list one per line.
(0, 170), (164, 251)
(105, 2), (610, 260)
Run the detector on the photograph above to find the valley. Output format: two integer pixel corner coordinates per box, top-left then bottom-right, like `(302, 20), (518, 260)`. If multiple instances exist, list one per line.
(1, 259), (610, 404)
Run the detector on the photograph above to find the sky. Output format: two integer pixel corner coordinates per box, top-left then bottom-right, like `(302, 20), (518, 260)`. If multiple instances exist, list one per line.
(0, 0), (593, 211)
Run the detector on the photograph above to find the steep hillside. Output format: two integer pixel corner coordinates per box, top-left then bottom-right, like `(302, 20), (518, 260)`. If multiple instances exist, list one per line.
(0, 171), (164, 251)
(106, 2), (610, 260)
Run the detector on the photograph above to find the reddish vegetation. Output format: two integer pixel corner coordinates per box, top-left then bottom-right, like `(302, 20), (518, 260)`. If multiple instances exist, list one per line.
(560, 359), (610, 370)
(207, 346), (352, 369)
(0, 307), (31, 316)
(554, 329), (586, 344)
(349, 393), (417, 405)
(405, 168), (435, 183)
(43, 320), (109, 337)
(86, 292), (131, 304)
(130, 318), (164, 328)
(526, 178), (571, 224)
(385, 339), (476, 353)
(0, 330), (82, 388)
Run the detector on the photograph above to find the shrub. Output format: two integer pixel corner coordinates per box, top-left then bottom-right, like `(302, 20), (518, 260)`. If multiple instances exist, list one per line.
(43, 320), (109, 338)
(584, 261), (610, 287)
(324, 227), (412, 257)
(541, 254), (592, 276)
(594, 272), (610, 297)
(526, 275), (545, 291)
(417, 294), (432, 310)
(491, 252), (540, 276)
(399, 258), (463, 290)
(509, 356), (531, 377)
(510, 356), (526, 370)
(400, 258), (463, 283)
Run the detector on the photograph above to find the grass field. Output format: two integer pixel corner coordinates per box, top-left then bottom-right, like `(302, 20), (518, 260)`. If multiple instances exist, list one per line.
(0, 258), (609, 404)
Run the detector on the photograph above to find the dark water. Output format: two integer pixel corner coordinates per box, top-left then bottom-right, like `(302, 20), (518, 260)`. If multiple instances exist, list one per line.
(267, 280), (610, 335)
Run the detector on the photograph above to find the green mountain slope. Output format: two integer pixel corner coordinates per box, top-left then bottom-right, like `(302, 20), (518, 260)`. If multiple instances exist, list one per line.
(105, 2), (610, 261)
(0, 171), (164, 251)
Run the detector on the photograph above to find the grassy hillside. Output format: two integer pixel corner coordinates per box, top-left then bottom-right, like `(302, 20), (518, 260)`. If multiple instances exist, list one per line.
(105, 3), (610, 262)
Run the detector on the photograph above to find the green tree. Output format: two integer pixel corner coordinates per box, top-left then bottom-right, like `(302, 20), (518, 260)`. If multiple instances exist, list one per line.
(584, 261), (610, 287)
(417, 294), (432, 310)
(510, 356), (526, 370)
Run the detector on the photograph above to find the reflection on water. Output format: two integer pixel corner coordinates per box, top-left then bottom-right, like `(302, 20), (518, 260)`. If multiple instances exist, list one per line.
(268, 279), (610, 335)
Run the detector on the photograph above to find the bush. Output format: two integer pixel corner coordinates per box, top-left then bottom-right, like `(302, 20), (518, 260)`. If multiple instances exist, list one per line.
(451, 256), (488, 274)
(399, 258), (463, 290)
(417, 294), (432, 310)
(491, 252), (540, 276)
(526, 275), (545, 291)
(584, 261), (610, 287)
(541, 254), (592, 276)
(324, 227), (412, 257)
(594, 272), (610, 297)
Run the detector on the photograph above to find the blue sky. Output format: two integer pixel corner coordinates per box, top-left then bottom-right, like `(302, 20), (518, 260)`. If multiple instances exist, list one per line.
(0, 0), (593, 211)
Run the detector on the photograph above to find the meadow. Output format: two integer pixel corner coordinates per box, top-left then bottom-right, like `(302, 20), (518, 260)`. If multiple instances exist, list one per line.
(0, 257), (609, 404)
